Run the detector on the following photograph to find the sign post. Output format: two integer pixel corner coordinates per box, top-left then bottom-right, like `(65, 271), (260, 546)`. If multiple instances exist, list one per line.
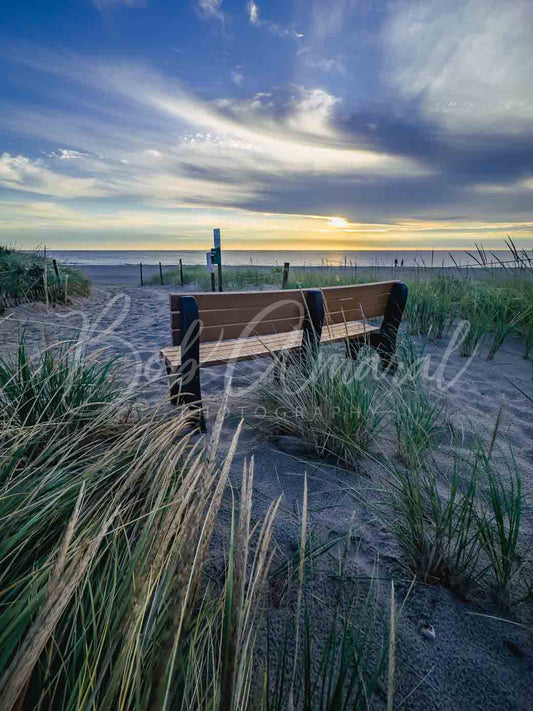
(206, 251), (216, 292)
(211, 228), (223, 292)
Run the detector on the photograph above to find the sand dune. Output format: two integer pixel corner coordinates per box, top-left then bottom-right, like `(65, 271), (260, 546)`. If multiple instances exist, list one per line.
(1, 278), (532, 710)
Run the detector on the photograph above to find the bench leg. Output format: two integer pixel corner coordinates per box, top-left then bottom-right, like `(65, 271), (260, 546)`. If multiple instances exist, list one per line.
(272, 351), (287, 384)
(179, 361), (206, 432)
(346, 330), (397, 371)
(177, 295), (206, 432)
(345, 281), (408, 372)
(166, 363), (181, 405)
(301, 289), (324, 372)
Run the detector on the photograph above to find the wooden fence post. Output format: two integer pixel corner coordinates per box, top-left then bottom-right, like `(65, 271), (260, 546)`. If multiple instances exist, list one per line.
(139, 262), (143, 287)
(282, 262), (290, 289)
(179, 258), (184, 286)
(52, 259), (60, 279)
(159, 261), (164, 285)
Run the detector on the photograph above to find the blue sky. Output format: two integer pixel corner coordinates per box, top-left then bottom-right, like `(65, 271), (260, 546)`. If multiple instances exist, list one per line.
(1, 0), (532, 250)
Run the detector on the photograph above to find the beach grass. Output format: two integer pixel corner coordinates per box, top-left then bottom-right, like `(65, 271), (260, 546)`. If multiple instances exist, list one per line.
(151, 265), (283, 290)
(405, 274), (533, 358)
(0, 340), (278, 710)
(0, 340), (121, 428)
(255, 349), (390, 466)
(0, 246), (90, 313)
(386, 429), (528, 605)
(388, 454), (481, 588)
(0, 340), (397, 710)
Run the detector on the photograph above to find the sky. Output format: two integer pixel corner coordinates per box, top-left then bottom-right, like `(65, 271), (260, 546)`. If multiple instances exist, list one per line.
(1, 0), (532, 251)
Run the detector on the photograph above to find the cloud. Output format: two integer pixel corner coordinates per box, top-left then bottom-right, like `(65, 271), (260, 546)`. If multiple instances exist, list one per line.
(310, 0), (359, 41)
(246, 1), (259, 24)
(286, 88), (339, 137)
(384, 0), (533, 134)
(300, 55), (346, 75)
(0, 153), (102, 198)
(198, 0), (224, 22)
(231, 70), (244, 86)
(246, 1), (303, 39)
(1, 44), (531, 244)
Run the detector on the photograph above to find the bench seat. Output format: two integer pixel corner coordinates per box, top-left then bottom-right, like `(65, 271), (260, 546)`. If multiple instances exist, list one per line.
(161, 319), (379, 369)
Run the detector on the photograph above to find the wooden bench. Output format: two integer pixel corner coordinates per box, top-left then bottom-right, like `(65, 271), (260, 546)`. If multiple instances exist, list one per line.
(160, 280), (407, 430)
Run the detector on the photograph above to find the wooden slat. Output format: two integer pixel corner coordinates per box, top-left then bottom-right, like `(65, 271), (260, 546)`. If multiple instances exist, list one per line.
(170, 301), (304, 329)
(169, 281), (395, 312)
(161, 321), (379, 369)
(324, 294), (391, 322)
(166, 282), (391, 359)
(321, 281), (395, 302)
(169, 289), (307, 312)
(172, 316), (304, 345)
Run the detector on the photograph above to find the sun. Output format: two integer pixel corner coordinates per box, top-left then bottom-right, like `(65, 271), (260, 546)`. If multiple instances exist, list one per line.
(328, 216), (349, 228)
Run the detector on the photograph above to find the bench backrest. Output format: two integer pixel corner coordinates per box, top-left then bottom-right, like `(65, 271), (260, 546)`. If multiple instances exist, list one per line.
(169, 281), (397, 346)
(169, 290), (308, 345)
(321, 281), (395, 324)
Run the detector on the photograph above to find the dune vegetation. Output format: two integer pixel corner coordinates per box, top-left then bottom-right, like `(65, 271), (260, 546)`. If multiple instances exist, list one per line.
(253, 338), (531, 611)
(0, 343), (393, 710)
(1, 244), (532, 710)
(0, 246), (90, 314)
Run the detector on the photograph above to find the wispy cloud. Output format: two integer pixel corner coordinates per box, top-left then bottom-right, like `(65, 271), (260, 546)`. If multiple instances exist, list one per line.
(0, 152), (103, 198)
(231, 69), (244, 86)
(384, 0), (533, 134)
(197, 0), (224, 22)
(297, 50), (346, 75)
(1, 13), (532, 250)
(246, 1), (303, 39)
(309, 0), (358, 41)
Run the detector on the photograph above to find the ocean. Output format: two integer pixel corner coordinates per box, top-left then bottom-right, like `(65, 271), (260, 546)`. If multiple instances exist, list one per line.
(46, 249), (518, 269)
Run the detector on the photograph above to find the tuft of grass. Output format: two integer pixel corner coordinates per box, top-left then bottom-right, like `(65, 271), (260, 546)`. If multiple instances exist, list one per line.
(393, 385), (443, 468)
(485, 289), (528, 360)
(405, 273), (533, 358)
(0, 246), (90, 312)
(255, 350), (389, 467)
(391, 345), (444, 468)
(0, 340), (121, 429)
(405, 276), (456, 338)
(474, 445), (525, 608)
(387, 423), (527, 604)
(263, 501), (388, 711)
(388, 455), (481, 587)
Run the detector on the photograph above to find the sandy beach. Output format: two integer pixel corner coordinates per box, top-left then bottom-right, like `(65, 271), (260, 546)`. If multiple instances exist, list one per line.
(1, 271), (532, 710)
